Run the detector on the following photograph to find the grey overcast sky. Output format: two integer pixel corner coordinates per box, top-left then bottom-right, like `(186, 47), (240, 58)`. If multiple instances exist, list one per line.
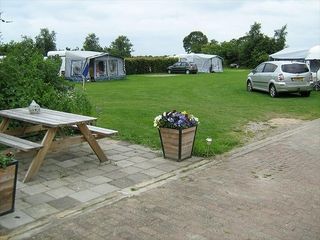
(0, 0), (319, 56)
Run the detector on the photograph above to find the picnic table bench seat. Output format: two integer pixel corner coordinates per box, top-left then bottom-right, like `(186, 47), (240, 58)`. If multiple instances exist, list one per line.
(0, 132), (43, 152)
(72, 125), (118, 137)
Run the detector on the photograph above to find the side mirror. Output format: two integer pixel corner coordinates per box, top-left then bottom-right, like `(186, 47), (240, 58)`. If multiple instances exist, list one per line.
(251, 69), (256, 74)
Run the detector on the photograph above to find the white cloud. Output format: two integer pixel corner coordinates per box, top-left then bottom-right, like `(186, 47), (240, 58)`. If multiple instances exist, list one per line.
(1, 0), (319, 55)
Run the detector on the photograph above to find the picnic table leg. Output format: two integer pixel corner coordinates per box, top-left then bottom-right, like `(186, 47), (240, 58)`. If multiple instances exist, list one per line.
(77, 123), (108, 163)
(23, 127), (58, 183)
(0, 117), (10, 132)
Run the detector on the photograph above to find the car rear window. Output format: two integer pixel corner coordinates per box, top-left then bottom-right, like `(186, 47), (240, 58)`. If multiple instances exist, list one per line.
(281, 64), (309, 73)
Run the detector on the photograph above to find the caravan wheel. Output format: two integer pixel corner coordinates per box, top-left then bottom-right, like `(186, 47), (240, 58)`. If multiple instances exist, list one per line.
(186, 70), (190, 74)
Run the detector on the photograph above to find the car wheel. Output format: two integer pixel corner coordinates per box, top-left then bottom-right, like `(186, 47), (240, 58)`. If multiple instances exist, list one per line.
(269, 84), (278, 98)
(186, 70), (190, 74)
(300, 91), (311, 97)
(168, 69), (171, 74)
(247, 81), (253, 92)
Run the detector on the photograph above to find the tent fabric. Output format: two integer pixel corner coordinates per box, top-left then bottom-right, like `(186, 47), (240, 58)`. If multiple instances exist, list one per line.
(305, 45), (320, 60)
(175, 53), (223, 73)
(47, 51), (125, 81)
(270, 45), (320, 60)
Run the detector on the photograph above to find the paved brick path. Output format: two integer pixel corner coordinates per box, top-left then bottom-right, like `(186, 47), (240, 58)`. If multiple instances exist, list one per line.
(4, 119), (320, 240)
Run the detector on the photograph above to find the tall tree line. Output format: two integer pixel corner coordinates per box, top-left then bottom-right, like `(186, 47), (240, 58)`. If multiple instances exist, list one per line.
(183, 22), (287, 68)
(0, 28), (134, 58)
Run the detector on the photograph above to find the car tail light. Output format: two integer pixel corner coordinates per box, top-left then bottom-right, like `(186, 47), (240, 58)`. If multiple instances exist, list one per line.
(278, 73), (284, 81)
(309, 73), (313, 82)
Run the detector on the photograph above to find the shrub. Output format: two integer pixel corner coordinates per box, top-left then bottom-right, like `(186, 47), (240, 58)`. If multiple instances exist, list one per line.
(125, 56), (177, 74)
(0, 39), (92, 115)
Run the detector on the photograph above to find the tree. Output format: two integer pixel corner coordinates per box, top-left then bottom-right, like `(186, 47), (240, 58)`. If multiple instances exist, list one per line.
(0, 38), (91, 114)
(83, 33), (103, 52)
(107, 35), (133, 58)
(183, 31), (208, 53)
(35, 28), (57, 56)
(273, 24), (287, 51)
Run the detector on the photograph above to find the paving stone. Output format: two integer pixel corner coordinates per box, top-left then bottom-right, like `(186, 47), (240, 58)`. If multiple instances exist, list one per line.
(15, 198), (32, 209)
(24, 203), (59, 219)
(56, 159), (81, 168)
(109, 154), (129, 161)
(80, 168), (105, 177)
(20, 184), (50, 195)
(97, 163), (120, 172)
(143, 168), (166, 177)
(91, 183), (119, 195)
(15, 189), (29, 200)
(47, 196), (81, 211)
(23, 192), (55, 205)
(104, 170), (129, 180)
(126, 173), (152, 183)
(127, 156), (148, 163)
(16, 180), (27, 190)
(109, 177), (136, 189)
(47, 152), (78, 162)
(155, 163), (181, 172)
(41, 179), (69, 189)
(122, 151), (143, 157)
(67, 180), (95, 192)
(142, 152), (162, 159)
(69, 190), (102, 203)
(121, 166), (143, 174)
(46, 186), (76, 199)
(84, 175), (112, 184)
(113, 146), (133, 153)
(115, 160), (134, 167)
(134, 161), (160, 169)
(0, 210), (35, 229)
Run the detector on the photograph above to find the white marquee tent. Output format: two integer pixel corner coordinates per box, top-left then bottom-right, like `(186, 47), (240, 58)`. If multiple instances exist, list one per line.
(175, 53), (223, 73)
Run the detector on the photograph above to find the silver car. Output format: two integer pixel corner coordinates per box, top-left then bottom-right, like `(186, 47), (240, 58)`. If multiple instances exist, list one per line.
(247, 61), (313, 97)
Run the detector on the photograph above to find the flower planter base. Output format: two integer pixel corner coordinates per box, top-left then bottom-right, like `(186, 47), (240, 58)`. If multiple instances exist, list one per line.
(0, 160), (18, 216)
(159, 126), (197, 161)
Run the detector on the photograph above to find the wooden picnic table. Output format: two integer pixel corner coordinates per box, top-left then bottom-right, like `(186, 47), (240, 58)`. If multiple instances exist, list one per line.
(0, 107), (116, 182)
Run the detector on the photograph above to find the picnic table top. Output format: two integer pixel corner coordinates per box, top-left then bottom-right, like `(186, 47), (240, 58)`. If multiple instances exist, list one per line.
(0, 108), (96, 127)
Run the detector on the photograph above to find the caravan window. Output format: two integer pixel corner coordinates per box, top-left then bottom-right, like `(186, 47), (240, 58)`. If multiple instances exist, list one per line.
(96, 61), (106, 77)
(108, 59), (118, 75)
(71, 60), (82, 76)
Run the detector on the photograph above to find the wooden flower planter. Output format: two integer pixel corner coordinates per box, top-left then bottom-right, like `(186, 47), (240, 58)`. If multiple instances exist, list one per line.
(159, 126), (197, 161)
(0, 160), (18, 216)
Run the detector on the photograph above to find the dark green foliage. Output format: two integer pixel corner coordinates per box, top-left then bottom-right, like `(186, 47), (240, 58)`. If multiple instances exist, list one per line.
(83, 33), (103, 52)
(125, 57), (177, 74)
(0, 39), (92, 115)
(106, 35), (133, 58)
(35, 28), (57, 56)
(201, 22), (288, 68)
(183, 31), (208, 53)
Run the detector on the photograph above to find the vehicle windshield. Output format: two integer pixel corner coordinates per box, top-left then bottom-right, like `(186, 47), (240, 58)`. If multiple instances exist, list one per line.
(281, 64), (309, 74)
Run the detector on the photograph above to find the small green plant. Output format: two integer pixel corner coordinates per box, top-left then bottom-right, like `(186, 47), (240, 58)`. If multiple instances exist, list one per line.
(0, 152), (14, 168)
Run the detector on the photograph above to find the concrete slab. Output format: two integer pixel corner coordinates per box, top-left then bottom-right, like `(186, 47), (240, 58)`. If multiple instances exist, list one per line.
(0, 210), (34, 229)
(69, 190), (102, 203)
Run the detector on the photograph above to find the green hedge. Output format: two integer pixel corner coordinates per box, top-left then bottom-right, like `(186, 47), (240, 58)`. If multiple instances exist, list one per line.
(0, 39), (92, 115)
(125, 57), (177, 74)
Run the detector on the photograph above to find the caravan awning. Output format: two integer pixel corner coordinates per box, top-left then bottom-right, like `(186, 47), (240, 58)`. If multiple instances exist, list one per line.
(305, 45), (320, 60)
(270, 45), (320, 60)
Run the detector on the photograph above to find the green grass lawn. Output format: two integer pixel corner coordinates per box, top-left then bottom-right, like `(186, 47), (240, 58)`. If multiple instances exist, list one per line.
(80, 69), (320, 156)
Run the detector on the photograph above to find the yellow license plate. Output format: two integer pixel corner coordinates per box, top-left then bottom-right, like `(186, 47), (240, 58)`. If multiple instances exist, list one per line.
(292, 77), (303, 81)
